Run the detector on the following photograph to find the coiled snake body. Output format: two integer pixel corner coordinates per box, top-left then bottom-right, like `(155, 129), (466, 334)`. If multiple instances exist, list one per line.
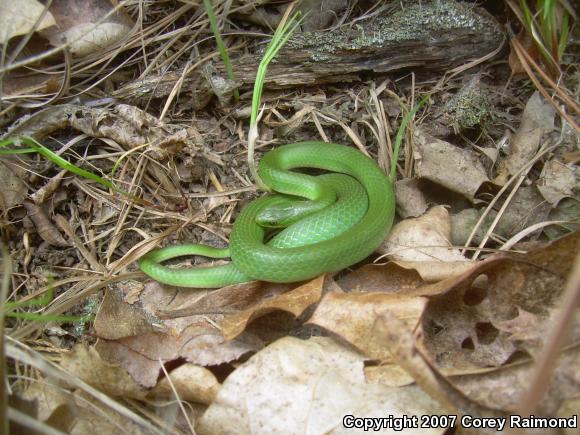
(139, 141), (394, 288)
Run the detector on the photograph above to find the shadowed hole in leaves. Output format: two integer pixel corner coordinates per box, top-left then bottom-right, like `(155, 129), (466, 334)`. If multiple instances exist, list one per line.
(207, 363), (237, 383)
(157, 357), (187, 382)
(463, 274), (489, 306)
(463, 286), (487, 306)
(475, 322), (499, 345)
(461, 337), (475, 350)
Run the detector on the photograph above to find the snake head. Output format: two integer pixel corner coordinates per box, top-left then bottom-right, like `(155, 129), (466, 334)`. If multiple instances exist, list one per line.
(256, 203), (302, 228)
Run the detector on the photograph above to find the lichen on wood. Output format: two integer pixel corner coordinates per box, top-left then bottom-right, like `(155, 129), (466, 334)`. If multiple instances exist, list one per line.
(287, 0), (500, 63)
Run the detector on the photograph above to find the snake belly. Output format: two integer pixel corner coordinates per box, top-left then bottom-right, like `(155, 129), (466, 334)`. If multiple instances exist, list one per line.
(138, 141), (395, 287)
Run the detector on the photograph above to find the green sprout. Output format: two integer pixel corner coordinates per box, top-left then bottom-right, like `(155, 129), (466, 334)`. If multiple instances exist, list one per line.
(248, 11), (302, 190)
(390, 95), (429, 183)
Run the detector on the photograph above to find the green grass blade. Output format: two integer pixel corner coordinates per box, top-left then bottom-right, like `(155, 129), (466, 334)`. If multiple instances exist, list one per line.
(0, 136), (130, 197)
(3, 288), (54, 309)
(0, 148), (35, 155)
(203, 0), (239, 102)
(558, 12), (570, 59)
(389, 95), (429, 183)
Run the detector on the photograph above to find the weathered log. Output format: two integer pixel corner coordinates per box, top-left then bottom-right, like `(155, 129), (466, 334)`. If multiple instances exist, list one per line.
(239, 1), (503, 86)
(114, 1), (503, 103)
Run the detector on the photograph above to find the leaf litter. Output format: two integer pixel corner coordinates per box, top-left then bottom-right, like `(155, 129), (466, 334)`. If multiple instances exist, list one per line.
(2, 0), (579, 433)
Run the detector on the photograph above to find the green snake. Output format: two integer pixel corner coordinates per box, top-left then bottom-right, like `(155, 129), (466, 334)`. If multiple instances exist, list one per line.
(138, 141), (395, 288)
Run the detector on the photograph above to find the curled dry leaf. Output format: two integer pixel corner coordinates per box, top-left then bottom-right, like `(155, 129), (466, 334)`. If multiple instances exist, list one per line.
(94, 284), (263, 387)
(537, 159), (578, 206)
(0, 0), (56, 44)
(198, 336), (446, 435)
(153, 280), (286, 319)
(221, 274), (325, 340)
(418, 231), (579, 369)
(413, 129), (489, 201)
(23, 200), (70, 247)
(41, 0), (134, 57)
(381, 206), (468, 273)
(494, 91), (555, 185)
(308, 291), (427, 360)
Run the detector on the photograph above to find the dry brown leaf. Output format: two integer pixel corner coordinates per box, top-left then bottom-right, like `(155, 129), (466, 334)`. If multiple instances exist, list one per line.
(18, 380), (154, 435)
(413, 130), (489, 200)
(508, 31), (540, 76)
(381, 206), (468, 262)
(197, 336), (446, 435)
(60, 345), (148, 399)
(41, 0), (134, 57)
(94, 339), (164, 388)
(221, 274), (325, 340)
(538, 160), (578, 206)
(94, 289), (157, 340)
(0, 0), (56, 44)
(148, 363), (220, 405)
(395, 179), (429, 218)
(370, 308), (511, 428)
(337, 262), (425, 293)
(495, 91), (555, 184)
(451, 345), (580, 415)
(364, 364), (416, 387)
(308, 291), (427, 360)
(94, 283), (264, 387)
(494, 186), (552, 239)
(0, 158), (28, 213)
(393, 261), (475, 282)
(23, 200), (70, 247)
(96, 328), (262, 388)
(419, 232), (579, 369)
(154, 280), (293, 319)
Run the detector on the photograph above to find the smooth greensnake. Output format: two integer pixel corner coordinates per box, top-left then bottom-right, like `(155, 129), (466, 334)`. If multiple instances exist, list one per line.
(138, 141), (394, 287)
